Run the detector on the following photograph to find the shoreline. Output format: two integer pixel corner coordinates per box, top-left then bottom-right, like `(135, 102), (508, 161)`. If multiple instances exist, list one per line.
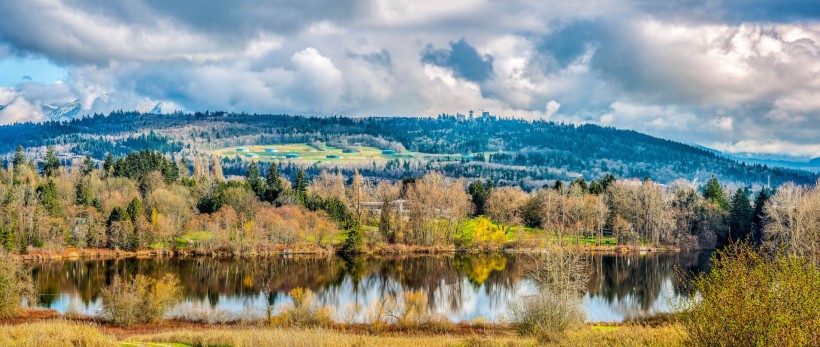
(3, 243), (684, 261)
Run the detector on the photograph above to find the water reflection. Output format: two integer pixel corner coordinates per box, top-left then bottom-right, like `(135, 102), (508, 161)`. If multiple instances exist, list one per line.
(28, 252), (710, 322)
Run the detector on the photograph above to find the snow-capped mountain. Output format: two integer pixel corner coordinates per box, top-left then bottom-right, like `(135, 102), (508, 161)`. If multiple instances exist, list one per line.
(137, 100), (165, 114)
(42, 100), (81, 121)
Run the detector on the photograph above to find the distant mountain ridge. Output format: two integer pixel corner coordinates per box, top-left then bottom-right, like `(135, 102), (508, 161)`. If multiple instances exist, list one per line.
(0, 111), (816, 187)
(41, 100), (82, 121)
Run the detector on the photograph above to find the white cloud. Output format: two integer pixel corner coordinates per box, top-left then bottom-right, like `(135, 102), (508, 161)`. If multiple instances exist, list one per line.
(0, 0), (817, 156)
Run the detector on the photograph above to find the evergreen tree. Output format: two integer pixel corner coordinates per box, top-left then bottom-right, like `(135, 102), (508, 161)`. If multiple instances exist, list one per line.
(293, 168), (308, 197)
(600, 173), (617, 191)
(106, 207), (133, 250)
(571, 177), (588, 193)
(589, 180), (604, 195)
(42, 146), (61, 177)
(76, 178), (97, 207)
(82, 156), (95, 176)
(37, 180), (62, 216)
(553, 180), (564, 191)
(750, 188), (772, 245)
(196, 185), (224, 214)
(0, 225), (15, 252)
(113, 150), (179, 183)
(340, 226), (364, 254)
(12, 145), (26, 170)
(107, 207), (131, 228)
(265, 163), (284, 203)
(729, 188), (753, 242)
(103, 153), (114, 175)
(245, 161), (266, 199)
(126, 197), (144, 222)
(703, 176), (730, 210)
(467, 180), (491, 215)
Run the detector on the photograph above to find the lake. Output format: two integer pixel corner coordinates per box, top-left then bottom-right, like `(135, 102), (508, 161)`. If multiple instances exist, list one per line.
(28, 251), (712, 323)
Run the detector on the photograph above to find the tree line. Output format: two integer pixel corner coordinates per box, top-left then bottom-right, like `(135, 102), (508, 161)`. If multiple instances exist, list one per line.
(0, 147), (817, 260)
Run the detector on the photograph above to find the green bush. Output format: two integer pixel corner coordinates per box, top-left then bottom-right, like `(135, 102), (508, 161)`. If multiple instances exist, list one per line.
(0, 260), (36, 318)
(678, 244), (820, 346)
(100, 273), (183, 326)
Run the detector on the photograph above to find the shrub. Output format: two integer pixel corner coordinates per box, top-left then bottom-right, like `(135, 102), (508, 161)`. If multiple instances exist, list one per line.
(364, 290), (449, 331)
(508, 248), (588, 343)
(100, 273), (183, 326)
(271, 288), (333, 327)
(507, 292), (585, 343)
(678, 244), (820, 346)
(0, 260), (36, 318)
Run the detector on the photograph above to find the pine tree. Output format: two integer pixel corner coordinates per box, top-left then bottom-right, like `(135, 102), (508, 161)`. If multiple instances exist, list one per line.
(76, 177), (95, 206)
(82, 156), (95, 176)
(42, 146), (61, 177)
(729, 188), (753, 242)
(467, 180), (491, 216)
(750, 188), (772, 245)
(571, 177), (588, 193)
(703, 176), (730, 210)
(103, 153), (114, 176)
(293, 168), (308, 198)
(600, 173), (617, 191)
(265, 163), (284, 203)
(12, 145), (26, 170)
(37, 180), (62, 216)
(589, 180), (604, 195)
(127, 197), (144, 223)
(0, 225), (14, 252)
(245, 161), (265, 198)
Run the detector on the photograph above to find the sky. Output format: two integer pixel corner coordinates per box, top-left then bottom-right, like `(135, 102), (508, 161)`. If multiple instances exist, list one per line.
(0, 0), (819, 158)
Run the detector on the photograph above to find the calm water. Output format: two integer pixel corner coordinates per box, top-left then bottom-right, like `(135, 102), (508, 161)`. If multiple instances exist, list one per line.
(28, 252), (711, 323)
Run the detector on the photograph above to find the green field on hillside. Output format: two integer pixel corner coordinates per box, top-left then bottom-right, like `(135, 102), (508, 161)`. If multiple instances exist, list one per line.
(213, 143), (477, 163)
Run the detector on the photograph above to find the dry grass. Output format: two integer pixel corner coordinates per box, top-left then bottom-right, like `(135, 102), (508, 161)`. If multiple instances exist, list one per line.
(0, 320), (117, 347)
(560, 324), (686, 347)
(125, 323), (687, 347)
(0, 319), (687, 347)
(126, 327), (529, 347)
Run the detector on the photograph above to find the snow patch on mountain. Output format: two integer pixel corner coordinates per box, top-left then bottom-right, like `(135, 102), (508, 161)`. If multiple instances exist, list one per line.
(137, 100), (165, 114)
(41, 100), (81, 121)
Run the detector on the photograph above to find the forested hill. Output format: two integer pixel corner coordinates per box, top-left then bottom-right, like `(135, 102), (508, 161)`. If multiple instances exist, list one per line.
(0, 111), (816, 186)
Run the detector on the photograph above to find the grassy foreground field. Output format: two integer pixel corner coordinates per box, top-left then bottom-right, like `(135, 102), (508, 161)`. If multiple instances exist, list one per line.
(0, 319), (686, 347)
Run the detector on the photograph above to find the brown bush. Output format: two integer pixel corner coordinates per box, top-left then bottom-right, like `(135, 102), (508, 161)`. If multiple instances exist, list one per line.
(0, 260), (36, 318)
(100, 273), (183, 326)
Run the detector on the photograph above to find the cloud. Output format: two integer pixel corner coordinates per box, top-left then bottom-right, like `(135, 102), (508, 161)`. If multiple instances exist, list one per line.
(422, 38), (494, 83)
(0, 0), (817, 156)
(710, 140), (820, 158)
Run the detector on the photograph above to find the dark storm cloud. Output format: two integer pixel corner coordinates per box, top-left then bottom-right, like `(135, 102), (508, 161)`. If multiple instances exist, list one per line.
(421, 38), (494, 82)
